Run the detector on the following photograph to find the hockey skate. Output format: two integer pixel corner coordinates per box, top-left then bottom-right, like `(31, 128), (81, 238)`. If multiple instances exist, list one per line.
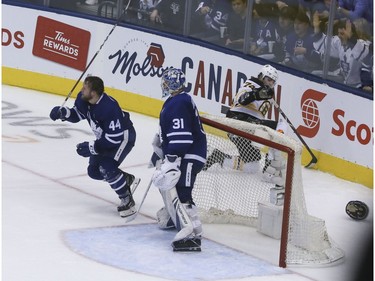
(172, 236), (202, 252)
(203, 149), (230, 171)
(117, 173), (138, 219)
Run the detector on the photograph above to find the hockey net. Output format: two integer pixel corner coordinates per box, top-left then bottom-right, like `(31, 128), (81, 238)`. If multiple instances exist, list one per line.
(193, 114), (344, 267)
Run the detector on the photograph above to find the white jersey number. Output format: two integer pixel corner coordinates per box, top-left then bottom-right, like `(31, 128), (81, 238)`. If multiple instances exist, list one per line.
(109, 119), (121, 131)
(172, 118), (184, 129)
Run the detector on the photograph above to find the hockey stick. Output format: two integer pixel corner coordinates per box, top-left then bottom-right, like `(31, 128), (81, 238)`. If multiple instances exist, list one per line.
(124, 179), (153, 223)
(60, 0), (132, 107)
(272, 99), (318, 168)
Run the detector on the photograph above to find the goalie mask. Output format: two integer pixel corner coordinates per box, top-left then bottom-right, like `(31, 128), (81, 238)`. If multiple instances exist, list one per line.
(161, 68), (186, 98)
(345, 200), (369, 220)
(258, 64), (278, 87)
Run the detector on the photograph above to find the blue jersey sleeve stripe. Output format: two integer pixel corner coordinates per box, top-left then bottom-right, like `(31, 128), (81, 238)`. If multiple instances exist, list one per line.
(170, 140), (193, 144)
(166, 131), (192, 137)
(106, 132), (124, 138)
(105, 134), (122, 144)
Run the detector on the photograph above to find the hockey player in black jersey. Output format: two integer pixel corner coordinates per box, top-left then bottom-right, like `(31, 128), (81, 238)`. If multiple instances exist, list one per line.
(204, 64), (287, 187)
(49, 76), (139, 219)
(151, 68), (207, 251)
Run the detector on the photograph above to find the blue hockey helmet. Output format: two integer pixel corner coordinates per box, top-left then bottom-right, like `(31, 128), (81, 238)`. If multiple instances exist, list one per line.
(161, 68), (186, 98)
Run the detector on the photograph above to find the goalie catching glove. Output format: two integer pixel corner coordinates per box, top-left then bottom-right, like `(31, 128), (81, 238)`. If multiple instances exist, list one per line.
(152, 154), (181, 191)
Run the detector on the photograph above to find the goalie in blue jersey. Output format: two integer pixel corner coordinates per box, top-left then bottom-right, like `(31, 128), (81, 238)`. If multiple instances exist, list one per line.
(151, 68), (207, 252)
(49, 76), (140, 219)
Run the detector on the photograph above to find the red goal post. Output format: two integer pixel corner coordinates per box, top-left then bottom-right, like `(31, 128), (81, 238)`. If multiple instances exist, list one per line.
(194, 114), (344, 267)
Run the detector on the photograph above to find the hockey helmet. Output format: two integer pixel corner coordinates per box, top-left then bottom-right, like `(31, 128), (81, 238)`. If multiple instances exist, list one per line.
(345, 200), (369, 220)
(258, 64), (278, 83)
(161, 68), (186, 98)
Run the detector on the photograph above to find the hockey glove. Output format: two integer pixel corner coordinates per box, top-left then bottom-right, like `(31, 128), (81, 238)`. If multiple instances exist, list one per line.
(149, 133), (164, 168)
(238, 86), (274, 105)
(255, 86), (274, 100)
(49, 106), (70, 121)
(152, 154), (181, 191)
(76, 141), (98, 157)
(238, 91), (255, 105)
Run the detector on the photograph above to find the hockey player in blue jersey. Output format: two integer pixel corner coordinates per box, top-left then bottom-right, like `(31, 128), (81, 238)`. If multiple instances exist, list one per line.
(151, 68), (207, 252)
(49, 76), (139, 219)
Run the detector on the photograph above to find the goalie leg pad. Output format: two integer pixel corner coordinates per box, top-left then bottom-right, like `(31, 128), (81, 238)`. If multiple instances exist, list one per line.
(156, 207), (175, 229)
(160, 188), (202, 251)
(184, 203), (203, 236)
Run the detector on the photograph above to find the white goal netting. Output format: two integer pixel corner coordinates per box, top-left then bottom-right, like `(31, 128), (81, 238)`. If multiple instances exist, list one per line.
(193, 114), (344, 267)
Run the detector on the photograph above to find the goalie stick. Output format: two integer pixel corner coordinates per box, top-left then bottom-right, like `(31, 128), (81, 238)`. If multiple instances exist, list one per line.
(60, 0), (132, 108)
(272, 98), (318, 168)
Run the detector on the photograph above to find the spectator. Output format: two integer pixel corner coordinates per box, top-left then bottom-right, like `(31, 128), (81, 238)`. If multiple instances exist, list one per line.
(299, 0), (324, 15)
(225, 0), (247, 49)
(260, 0), (299, 16)
(275, 0), (300, 14)
(314, 18), (371, 88)
(337, 0), (373, 23)
(282, 11), (321, 72)
(193, 0), (231, 38)
(150, 0), (185, 34)
(136, 0), (161, 23)
(335, 19), (371, 88)
(273, 6), (297, 62)
(311, 11), (340, 74)
(360, 42), (373, 93)
(337, 0), (373, 41)
(249, 3), (280, 59)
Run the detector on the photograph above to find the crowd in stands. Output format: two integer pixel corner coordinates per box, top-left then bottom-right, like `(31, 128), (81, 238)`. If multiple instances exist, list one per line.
(8, 0), (373, 94)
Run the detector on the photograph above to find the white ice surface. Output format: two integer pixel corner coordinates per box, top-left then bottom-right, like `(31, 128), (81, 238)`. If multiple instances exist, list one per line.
(2, 85), (373, 281)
